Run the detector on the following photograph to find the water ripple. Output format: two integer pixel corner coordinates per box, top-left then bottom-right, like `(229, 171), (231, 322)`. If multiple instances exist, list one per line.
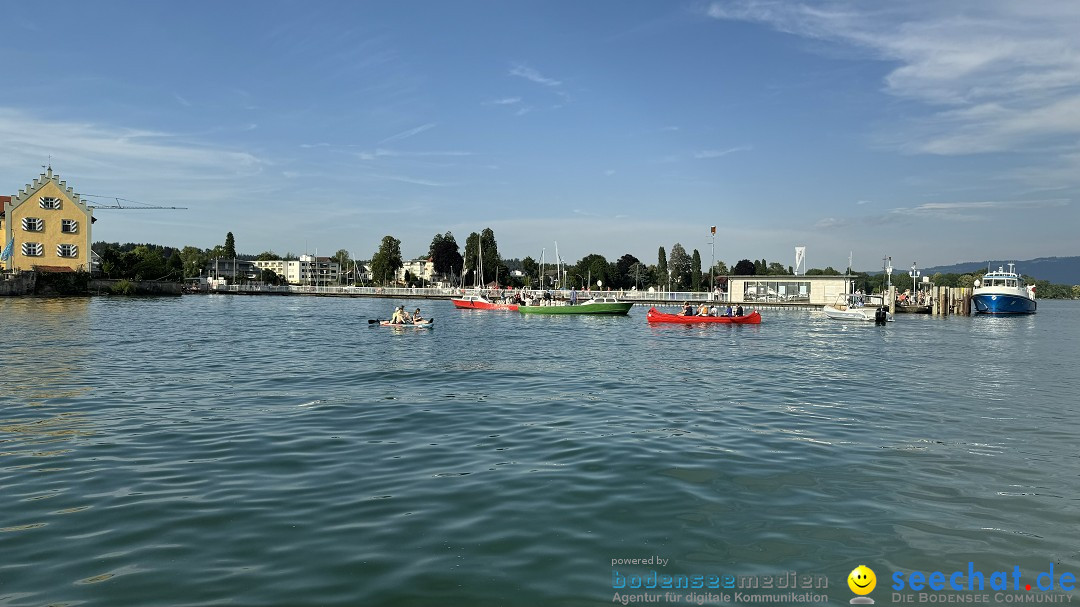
(0, 298), (1078, 605)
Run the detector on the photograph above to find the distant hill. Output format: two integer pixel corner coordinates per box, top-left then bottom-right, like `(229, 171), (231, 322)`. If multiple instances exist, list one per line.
(918, 256), (1080, 285)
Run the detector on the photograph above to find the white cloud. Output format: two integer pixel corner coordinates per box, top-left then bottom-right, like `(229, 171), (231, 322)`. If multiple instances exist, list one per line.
(377, 123), (435, 144)
(706, 1), (1080, 155)
(890, 198), (1068, 218)
(0, 107), (265, 186)
(485, 97), (522, 105)
(509, 64), (562, 87)
(694, 146), (751, 159)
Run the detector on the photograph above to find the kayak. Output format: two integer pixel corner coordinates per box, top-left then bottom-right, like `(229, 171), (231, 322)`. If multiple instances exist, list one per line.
(379, 319), (434, 328)
(646, 307), (761, 324)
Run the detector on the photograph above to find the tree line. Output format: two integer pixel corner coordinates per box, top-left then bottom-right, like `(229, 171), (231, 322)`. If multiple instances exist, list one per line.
(92, 229), (1080, 299)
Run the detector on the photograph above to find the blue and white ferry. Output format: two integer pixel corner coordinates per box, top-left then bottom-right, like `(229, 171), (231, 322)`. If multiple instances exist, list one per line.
(971, 263), (1037, 315)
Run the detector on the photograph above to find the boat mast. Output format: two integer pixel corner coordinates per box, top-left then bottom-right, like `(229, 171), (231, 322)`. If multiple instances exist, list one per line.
(476, 237), (483, 290)
(554, 241), (561, 292)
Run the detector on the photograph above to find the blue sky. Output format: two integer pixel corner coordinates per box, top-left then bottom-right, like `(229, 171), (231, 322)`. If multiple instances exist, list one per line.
(2, 1), (1077, 270)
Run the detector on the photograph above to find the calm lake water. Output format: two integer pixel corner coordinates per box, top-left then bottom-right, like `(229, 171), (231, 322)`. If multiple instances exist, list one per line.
(2, 295), (1079, 606)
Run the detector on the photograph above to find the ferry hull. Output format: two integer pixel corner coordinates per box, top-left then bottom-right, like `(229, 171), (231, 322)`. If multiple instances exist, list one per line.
(971, 294), (1036, 315)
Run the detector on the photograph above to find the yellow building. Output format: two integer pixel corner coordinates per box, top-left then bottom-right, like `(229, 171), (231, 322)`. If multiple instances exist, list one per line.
(1, 167), (94, 273)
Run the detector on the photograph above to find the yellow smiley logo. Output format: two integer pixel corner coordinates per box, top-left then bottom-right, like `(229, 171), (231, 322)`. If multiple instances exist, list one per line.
(848, 565), (876, 595)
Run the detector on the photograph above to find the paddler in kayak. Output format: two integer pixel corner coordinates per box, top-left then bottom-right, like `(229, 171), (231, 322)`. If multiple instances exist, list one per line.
(390, 305), (409, 324)
(411, 307), (424, 322)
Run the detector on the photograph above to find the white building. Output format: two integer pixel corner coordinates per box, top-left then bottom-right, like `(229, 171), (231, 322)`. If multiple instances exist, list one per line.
(254, 255), (341, 285)
(396, 258), (435, 284)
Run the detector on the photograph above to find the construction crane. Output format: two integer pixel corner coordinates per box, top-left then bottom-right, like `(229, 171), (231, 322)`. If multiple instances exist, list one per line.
(82, 194), (187, 210)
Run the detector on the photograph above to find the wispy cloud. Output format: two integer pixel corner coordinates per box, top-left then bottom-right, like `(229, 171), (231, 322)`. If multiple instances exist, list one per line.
(378, 123), (435, 145)
(174, 93), (192, 107)
(356, 148), (472, 161)
(485, 97), (522, 106)
(705, 1), (1080, 155)
(372, 174), (456, 187)
(814, 198), (1068, 229)
(0, 107), (265, 184)
(814, 217), (849, 229)
(890, 198), (1069, 217)
(509, 64), (562, 87)
(694, 146), (751, 159)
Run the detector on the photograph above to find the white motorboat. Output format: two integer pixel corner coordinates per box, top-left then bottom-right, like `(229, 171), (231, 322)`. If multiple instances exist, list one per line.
(823, 293), (892, 322)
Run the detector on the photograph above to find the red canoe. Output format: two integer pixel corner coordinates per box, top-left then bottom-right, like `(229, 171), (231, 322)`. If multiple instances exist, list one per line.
(646, 307), (761, 324)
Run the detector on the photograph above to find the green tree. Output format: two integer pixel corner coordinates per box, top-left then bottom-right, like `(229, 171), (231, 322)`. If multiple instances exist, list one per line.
(614, 254), (640, 290)
(255, 251), (281, 261)
(462, 228), (502, 285)
(480, 228), (501, 284)
(429, 232), (464, 277)
(575, 254), (611, 289)
(332, 249), (352, 284)
(628, 262), (648, 290)
(657, 247), (667, 289)
(179, 246), (208, 279)
(224, 232), (236, 259)
(260, 269), (282, 285)
(463, 232), (480, 285)
(1073, 285), (1080, 299)
(957, 274), (975, 288)
(370, 235), (403, 285)
(668, 243), (691, 288)
(733, 259), (756, 275)
(691, 249), (702, 291)
(767, 262), (787, 275)
(521, 256), (538, 286)
(166, 250), (183, 281)
(131, 245), (167, 281)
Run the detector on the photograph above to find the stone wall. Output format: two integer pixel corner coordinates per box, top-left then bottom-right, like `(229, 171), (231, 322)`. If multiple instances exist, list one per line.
(89, 279), (182, 296)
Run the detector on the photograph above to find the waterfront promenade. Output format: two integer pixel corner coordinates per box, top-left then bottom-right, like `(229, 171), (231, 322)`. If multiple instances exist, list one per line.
(194, 283), (824, 310)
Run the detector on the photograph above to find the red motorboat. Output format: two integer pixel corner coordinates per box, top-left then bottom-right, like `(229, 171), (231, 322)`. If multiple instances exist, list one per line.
(646, 307), (761, 324)
(450, 294), (519, 311)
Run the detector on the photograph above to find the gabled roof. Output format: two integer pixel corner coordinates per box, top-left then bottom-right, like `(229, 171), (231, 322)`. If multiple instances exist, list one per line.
(9, 168), (93, 215)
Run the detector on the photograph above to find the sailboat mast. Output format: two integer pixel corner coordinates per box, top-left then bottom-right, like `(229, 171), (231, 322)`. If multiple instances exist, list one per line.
(554, 241), (561, 292)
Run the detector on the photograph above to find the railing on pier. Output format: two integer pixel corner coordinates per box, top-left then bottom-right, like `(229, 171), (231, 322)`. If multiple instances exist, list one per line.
(198, 284), (829, 309)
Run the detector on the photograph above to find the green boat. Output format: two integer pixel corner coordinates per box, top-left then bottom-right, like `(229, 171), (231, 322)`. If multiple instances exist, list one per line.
(517, 297), (633, 315)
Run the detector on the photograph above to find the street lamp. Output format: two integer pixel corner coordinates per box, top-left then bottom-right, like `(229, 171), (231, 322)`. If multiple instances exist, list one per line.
(885, 256), (893, 292)
(709, 225), (716, 296)
(909, 262), (920, 302)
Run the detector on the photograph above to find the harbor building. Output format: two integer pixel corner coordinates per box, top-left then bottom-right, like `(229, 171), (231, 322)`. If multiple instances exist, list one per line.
(726, 275), (855, 305)
(1, 167), (94, 273)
